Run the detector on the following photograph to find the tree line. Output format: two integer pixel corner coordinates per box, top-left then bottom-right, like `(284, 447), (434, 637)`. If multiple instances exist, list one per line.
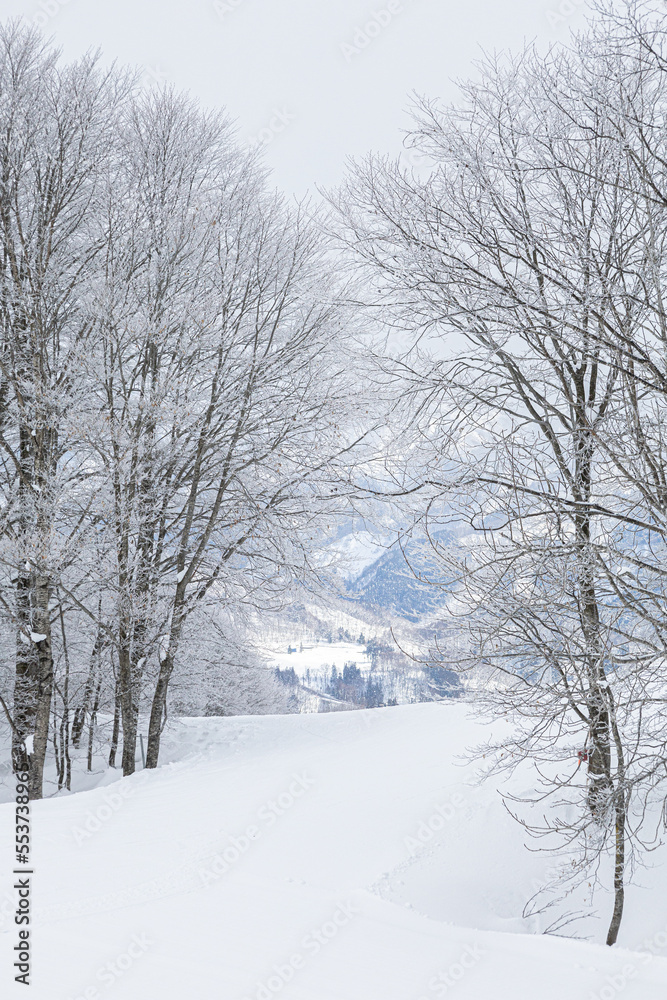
(0, 23), (366, 798)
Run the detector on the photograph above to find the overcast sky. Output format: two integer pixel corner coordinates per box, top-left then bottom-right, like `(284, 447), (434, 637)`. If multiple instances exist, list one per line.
(2, 0), (591, 196)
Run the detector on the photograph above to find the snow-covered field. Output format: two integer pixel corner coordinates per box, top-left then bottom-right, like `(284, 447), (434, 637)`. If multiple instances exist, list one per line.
(2, 703), (667, 999)
(263, 640), (372, 676)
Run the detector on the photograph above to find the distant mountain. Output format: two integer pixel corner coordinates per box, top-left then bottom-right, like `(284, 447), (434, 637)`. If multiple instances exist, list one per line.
(344, 531), (460, 622)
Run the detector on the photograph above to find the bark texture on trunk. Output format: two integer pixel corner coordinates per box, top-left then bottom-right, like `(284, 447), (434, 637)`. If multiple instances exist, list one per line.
(606, 796), (626, 945)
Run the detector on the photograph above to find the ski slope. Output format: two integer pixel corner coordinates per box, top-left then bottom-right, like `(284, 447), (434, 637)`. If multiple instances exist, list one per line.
(2, 703), (667, 999)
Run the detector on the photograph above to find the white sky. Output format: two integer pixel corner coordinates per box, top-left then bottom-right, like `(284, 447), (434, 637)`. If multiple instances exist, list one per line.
(1, 0), (591, 196)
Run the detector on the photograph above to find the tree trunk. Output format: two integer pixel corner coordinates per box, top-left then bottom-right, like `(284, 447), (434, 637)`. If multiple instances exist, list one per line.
(118, 642), (139, 776)
(12, 414), (58, 799)
(52, 698), (63, 789)
(87, 677), (102, 771)
(12, 569), (37, 774)
(61, 711), (72, 791)
(29, 572), (54, 800)
(606, 709), (627, 945)
(146, 658), (172, 768)
(606, 795), (626, 945)
(109, 675), (121, 768)
(72, 625), (102, 747)
(573, 422), (613, 819)
(587, 685), (613, 817)
(146, 596), (187, 768)
(58, 605), (72, 792)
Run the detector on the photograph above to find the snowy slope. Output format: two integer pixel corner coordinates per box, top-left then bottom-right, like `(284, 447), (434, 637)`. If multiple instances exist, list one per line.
(2, 704), (667, 999)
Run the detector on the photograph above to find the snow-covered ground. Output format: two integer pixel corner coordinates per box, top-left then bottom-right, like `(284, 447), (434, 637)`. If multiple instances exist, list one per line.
(2, 703), (667, 999)
(263, 640), (371, 675)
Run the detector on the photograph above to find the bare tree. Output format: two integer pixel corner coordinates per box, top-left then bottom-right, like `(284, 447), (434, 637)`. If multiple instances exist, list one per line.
(330, 21), (667, 943)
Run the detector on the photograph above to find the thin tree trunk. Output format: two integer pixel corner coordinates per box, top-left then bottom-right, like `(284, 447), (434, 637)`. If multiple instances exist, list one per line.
(606, 707), (627, 945)
(52, 698), (63, 789)
(109, 673), (121, 768)
(58, 601), (72, 790)
(606, 795), (626, 945)
(87, 677), (102, 772)
(63, 712), (72, 791)
(72, 616), (102, 747)
(118, 640), (138, 776)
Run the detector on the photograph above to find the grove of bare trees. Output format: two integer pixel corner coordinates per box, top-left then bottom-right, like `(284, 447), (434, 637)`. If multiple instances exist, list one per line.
(0, 23), (366, 798)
